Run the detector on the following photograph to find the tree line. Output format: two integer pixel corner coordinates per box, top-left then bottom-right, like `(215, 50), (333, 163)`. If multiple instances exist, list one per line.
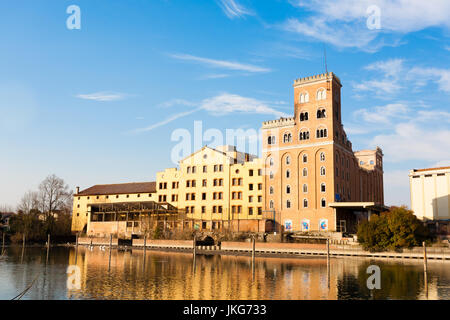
(5, 174), (73, 243)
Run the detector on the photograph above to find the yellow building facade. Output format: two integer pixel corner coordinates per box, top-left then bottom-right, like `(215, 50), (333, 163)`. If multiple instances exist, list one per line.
(156, 145), (265, 232)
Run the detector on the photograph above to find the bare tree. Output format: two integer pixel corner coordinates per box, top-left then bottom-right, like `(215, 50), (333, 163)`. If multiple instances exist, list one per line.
(38, 174), (72, 220)
(17, 191), (39, 215)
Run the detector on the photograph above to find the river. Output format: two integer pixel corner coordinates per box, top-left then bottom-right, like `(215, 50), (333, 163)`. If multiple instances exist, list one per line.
(0, 246), (449, 300)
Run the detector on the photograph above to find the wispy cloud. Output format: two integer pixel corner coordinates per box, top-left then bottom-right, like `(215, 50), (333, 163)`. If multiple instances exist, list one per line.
(217, 0), (254, 19)
(169, 53), (271, 73)
(284, 0), (450, 51)
(76, 92), (126, 102)
(133, 108), (202, 133)
(354, 59), (450, 97)
(133, 93), (288, 133)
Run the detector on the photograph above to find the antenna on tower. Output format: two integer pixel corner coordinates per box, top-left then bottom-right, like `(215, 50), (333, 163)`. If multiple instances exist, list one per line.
(324, 45), (328, 74)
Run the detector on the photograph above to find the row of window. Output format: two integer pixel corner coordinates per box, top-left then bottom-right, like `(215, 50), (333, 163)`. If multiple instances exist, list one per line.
(269, 183), (326, 195)
(269, 152), (326, 167)
(267, 166), (326, 180)
(299, 109), (326, 122)
(77, 193), (152, 202)
(270, 128), (328, 145)
(268, 198), (327, 209)
(186, 164), (224, 174)
(299, 89), (327, 103)
(185, 206), (263, 215)
(159, 182), (179, 190)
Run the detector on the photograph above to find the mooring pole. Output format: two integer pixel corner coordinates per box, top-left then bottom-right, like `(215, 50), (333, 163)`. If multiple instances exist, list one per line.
(46, 234), (50, 263)
(423, 241), (428, 298)
(75, 232), (79, 264)
(252, 235), (256, 261)
(327, 238), (331, 289)
(2, 232), (5, 254)
(193, 234), (197, 256)
(21, 234), (25, 263)
(423, 241), (428, 273)
(143, 235), (147, 271)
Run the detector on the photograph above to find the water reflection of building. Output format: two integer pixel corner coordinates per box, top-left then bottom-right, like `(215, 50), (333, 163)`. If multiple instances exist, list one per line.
(67, 248), (339, 300)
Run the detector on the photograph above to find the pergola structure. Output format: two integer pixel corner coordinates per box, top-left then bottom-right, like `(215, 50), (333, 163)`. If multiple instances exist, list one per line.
(88, 201), (188, 238)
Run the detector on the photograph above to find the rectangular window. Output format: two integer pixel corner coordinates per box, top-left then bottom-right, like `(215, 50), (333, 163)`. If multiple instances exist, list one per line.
(213, 206), (217, 214)
(203, 166), (207, 173)
(258, 169), (262, 176)
(258, 183), (262, 190)
(258, 196), (262, 203)
(249, 169), (254, 176)
(214, 165), (218, 172)
(257, 207), (262, 215)
(249, 196), (253, 203)
(202, 193), (206, 200)
(248, 207), (253, 215)
(218, 206), (223, 214)
(191, 193), (195, 201)
(201, 206), (206, 214)
(202, 179), (207, 187)
(249, 184), (253, 191)
(192, 180), (196, 187)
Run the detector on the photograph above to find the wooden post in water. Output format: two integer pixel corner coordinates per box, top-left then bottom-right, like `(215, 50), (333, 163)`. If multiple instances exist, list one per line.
(423, 241), (428, 298)
(143, 235), (147, 271)
(327, 238), (330, 289)
(46, 234), (50, 263)
(423, 241), (428, 272)
(2, 232), (5, 254)
(21, 234), (25, 263)
(75, 232), (79, 264)
(108, 234), (112, 271)
(252, 235), (256, 261)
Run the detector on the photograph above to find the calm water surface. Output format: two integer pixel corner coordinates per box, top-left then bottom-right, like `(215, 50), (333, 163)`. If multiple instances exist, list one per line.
(0, 246), (449, 300)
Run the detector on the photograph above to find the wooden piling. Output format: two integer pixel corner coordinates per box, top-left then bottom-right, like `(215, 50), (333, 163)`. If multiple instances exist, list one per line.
(252, 236), (256, 261)
(74, 233), (79, 264)
(193, 234), (197, 256)
(423, 241), (428, 273)
(108, 234), (112, 271)
(46, 234), (50, 263)
(2, 232), (5, 254)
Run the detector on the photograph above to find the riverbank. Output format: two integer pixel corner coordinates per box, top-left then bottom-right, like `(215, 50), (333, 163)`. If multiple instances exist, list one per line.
(75, 237), (450, 261)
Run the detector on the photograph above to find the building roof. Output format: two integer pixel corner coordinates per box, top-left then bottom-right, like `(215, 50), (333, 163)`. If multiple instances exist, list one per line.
(412, 166), (450, 173)
(76, 182), (156, 196)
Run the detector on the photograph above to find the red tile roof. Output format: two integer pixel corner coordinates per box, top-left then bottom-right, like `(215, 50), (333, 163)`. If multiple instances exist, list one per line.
(76, 182), (156, 196)
(413, 166), (450, 173)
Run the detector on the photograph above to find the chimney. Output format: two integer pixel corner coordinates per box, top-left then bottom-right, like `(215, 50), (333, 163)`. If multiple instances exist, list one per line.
(76, 186), (80, 194)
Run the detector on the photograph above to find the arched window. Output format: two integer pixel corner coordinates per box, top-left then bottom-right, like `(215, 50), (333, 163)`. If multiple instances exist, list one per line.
(299, 112), (309, 121)
(320, 166), (326, 176)
(299, 92), (309, 103)
(269, 171), (274, 179)
(320, 152), (326, 162)
(268, 135), (276, 145)
(316, 128), (328, 138)
(321, 183), (326, 193)
(269, 186), (274, 194)
(286, 200), (291, 208)
(303, 199), (308, 208)
(269, 158), (274, 167)
(317, 108), (326, 119)
(269, 200), (274, 209)
(303, 184), (308, 193)
(302, 168), (308, 177)
(299, 129), (310, 141)
(316, 89), (326, 101)
(286, 169), (291, 179)
(286, 185), (291, 194)
(286, 156), (291, 165)
(303, 154), (308, 163)
(283, 133), (292, 143)
(321, 198), (326, 208)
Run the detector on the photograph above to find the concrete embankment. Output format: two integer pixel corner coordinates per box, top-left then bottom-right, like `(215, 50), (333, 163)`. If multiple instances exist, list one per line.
(78, 237), (450, 261)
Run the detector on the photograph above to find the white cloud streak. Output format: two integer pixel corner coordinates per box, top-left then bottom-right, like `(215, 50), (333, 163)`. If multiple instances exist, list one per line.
(133, 93), (288, 133)
(217, 0), (253, 19)
(169, 53), (271, 73)
(76, 92), (126, 102)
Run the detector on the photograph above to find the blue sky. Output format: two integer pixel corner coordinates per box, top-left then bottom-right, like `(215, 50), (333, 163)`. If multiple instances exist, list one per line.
(1, 0), (449, 208)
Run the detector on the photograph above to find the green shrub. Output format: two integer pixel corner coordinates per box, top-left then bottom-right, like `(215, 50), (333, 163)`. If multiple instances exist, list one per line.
(357, 206), (429, 252)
